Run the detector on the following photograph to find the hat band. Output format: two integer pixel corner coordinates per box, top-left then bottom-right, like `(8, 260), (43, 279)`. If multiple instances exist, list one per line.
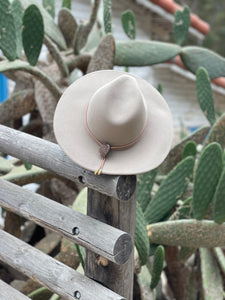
(85, 101), (148, 175)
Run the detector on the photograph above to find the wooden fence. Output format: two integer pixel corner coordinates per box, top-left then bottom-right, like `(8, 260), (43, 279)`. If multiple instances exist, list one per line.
(0, 124), (136, 300)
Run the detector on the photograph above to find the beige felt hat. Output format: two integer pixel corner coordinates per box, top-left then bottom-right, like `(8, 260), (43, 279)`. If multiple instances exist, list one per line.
(53, 70), (173, 175)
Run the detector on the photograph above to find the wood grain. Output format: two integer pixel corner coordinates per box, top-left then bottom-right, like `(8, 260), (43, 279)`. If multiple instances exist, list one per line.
(0, 178), (133, 265)
(0, 280), (30, 300)
(0, 230), (125, 300)
(85, 187), (137, 300)
(0, 124), (135, 201)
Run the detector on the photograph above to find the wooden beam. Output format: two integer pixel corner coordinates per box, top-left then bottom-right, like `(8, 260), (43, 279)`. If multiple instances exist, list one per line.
(0, 124), (136, 201)
(0, 280), (30, 300)
(85, 188), (137, 300)
(0, 230), (125, 300)
(0, 178), (133, 265)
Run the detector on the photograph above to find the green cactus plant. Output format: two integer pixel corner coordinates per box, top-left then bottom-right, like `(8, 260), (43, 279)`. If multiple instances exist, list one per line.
(115, 40), (181, 66)
(103, 0), (112, 34)
(193, 142), (223, 220)
(150, 245), (165, 290)
(43, 0), (55, 19)
(11, 0), (23, 59)
(121, 10), (136, 40)
(213, 167), (225, 224)
(0, 0), (17, 61)
(205, 114), (225, 148)
(22, 4), (44, 66)
(200, 248), (223, 300)
(148, 220), (225, 247)
(196, 67), (216, 126)
(144, 157), (194, 224)
(173, 6), (190, 46)
(180, 46), (225, 78)
(19, 0), (66, 50)
(137, 168), (157, 213)
(135, 202), (150, 266)
(182, 141), (197, 160)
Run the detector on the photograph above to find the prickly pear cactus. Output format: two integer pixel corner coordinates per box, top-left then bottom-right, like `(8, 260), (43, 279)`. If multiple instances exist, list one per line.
(205, 114), (225, 148)
(173, 6), (190, 46)
(182, 141), (197, 159)
(180, 46), (225, 78)
(121, 10), (136, 40)
(193, 142), (223, 220)
(196, 67), (215, 126)
(150, 245), (165, 290)
(135, 202), (150, 266)
(0, 0), (17, 61)
(103, 0), (112, 34)
(11, 0), (23, 59)
(115, 41), (181, 66)
(213, 167), (225, 224)
(43, 0), (55, 18)
(144, 157), (194, 224)
(22, 4), (44, 66)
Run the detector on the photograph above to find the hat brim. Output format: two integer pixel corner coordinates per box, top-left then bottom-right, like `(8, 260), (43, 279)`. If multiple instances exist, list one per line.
(53, 70), (173, 175)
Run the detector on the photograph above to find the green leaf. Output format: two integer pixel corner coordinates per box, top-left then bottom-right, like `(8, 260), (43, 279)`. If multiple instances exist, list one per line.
(115, 40), (181, 66)
(182, 141), (197, 159)
(205, 114), (225, 149)
(11, 0), (23, 59)
(22, 4), (44, 66)
(173, 6), (190, 46)
(144, 157), (194, 224)
(43, 0), (55, 18)
(137, 168), (157, 213)
(75, 244), (85, 269)
(62, 0), (71, 10)
(181, 46), (225, 79)
(103, 0), (112, 34)
(19, 0), (66, 50)
(196, 67), (215, 126)
(213, 168), (225, 224)
(193, 143), (223, 220)
(0, 0), (17, 60)
(121, 10), (136, 40)
(150, 245), (164, 290)
(200, 248), (223, 300)
(157, 83), (163, 94)
(135, 202), (150, 266)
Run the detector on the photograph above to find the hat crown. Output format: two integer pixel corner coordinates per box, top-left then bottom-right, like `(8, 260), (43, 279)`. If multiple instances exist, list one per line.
(87, 75), (148, 146)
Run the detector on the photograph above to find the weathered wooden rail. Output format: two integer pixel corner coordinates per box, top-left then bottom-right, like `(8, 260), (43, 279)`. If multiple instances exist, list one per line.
(0, 124), (136, 299)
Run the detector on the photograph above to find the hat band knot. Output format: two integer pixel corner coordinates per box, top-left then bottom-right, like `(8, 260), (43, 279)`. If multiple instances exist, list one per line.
(85, 101), (148, 175)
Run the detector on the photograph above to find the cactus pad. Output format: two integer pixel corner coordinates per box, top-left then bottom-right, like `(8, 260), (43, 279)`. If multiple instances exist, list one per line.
(135, 202), (150, 266)
(200, 248), (223, 300)
(11, 0), (23, 59)
(144, 157), (194, 224)
(115, 40), (181, 66)
(196, 67), (215, 126)
(173, 6), (190, 46)
(19, 0), (66, 50)
(22, 4), (44, 66)
(43, 0), (55, 18)
(205, 114), (225, 149)
(182, 141), (197, 159)
(103, 0), (112, 34)
(193, 142), (223, 220)
(150, 245), (165, 290)
(58, 8), (77, 48)
(0, 0), (17, 61)
(137, 168), (157, 213)
(121, 10), (136, 40)
(181, 46), (225, 79)
(148, 219), (225, 247)
(213, 167), (225, 224)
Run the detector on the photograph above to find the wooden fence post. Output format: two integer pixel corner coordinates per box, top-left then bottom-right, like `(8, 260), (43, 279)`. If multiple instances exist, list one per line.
(85, 175), (137, 300)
